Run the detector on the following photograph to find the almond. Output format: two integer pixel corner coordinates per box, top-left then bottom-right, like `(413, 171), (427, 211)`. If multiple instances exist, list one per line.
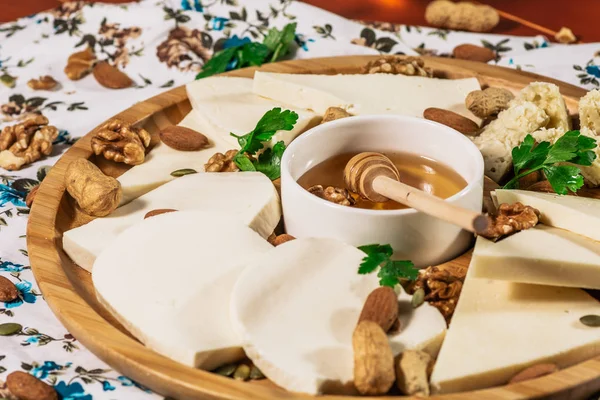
(453, 44), (496, 63)
(6, 371), (58, 400)
(423, 108), (480, 136)
(509, 363), (558, 384)
(270, 234), (296, 246)
(358, 286), (399, 333)
(92, 61), (133, 89)
(0, 276), (18, 302)
(144, 209), (177, 219)
(159, 126), (210, 151)
(26, 185), (39, 208)
(353, 320), (395, 395)
(518, 170), (544, 190)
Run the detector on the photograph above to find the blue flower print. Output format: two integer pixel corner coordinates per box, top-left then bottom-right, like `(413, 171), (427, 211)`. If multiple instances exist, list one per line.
(223, 35), (251, 49)
(25, 336), (39, 344)
(210, 17), (228, 31)
(54, 382), (92, 400)
(31, 361), (61, 379)
(102, 380), (115, 391)
(4, 280), (37, 309)
(181, 0), (203, 12)
(295, 34), (315, 51)
(586, 64), (600, 78)
(117, 376), (152, 392)
(0, 260), (25, 272)
(0, 184), (26, 207)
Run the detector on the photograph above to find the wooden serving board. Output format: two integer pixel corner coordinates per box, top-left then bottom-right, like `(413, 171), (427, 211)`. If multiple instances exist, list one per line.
(27, 56), (600, 400)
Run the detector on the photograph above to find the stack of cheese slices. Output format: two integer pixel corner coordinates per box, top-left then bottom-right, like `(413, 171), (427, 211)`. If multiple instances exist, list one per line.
(62, 71), (600, 396)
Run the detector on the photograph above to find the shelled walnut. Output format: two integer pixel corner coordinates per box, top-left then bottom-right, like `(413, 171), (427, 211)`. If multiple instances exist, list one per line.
(65, 47), (96, 80)
(480, 202), (540, 240)
(205, 149), (239, 172)
(363, 56), (432, 77)
(0, 115), (58, 171)
(409, 265), (466, 323)
(91, 119), (151, 165)
(308, 185), (356, 206)
(27, 75), (58, 91)
(321, 107), (352, 124)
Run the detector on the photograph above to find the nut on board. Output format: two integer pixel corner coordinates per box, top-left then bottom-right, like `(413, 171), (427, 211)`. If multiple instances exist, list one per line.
(466, 88), (514, 119)
(91, 119), (151, 165)
(353, 320), (395, 395)
(395, 350), (433, 396)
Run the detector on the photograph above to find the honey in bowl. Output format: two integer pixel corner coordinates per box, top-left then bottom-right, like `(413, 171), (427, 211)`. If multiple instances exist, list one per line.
(297, 152), (468, 210)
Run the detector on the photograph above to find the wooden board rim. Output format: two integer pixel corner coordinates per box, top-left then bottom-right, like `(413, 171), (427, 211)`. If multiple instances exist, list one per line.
(26, 55), (600, 400)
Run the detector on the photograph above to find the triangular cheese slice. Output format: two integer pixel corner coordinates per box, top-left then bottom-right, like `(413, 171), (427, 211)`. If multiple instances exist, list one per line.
(494, 189), (600, 242)
(471, 225), (600, 289)
(252, 71), (481, 121)
(430, 250), (600, 394)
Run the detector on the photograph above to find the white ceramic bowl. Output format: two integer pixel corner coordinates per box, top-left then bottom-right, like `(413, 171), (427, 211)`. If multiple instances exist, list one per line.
(280, 115), (484, 267)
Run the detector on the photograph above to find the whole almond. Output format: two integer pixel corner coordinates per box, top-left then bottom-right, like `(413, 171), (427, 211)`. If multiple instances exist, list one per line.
(518, 170), (544, 190)
(271, 234), (296, 246)
(453, 44), (496, 63)
(159, 126), (209, 151)
(144, 209), (177, 219)
(6, 371), (58, 400)
(423, 108), (480, 136)
(358, 286), (399, 333)
(26, 185), (39, 208)
(0, 276), (18, 302)
(526, 180), (559, 194)
(93, 61), (133, 89)
(509, 363), (558, 384)
(353, 320), (395, 395)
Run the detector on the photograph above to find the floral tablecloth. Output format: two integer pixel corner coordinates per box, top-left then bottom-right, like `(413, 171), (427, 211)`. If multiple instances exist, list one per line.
(0, 1), (599, 398)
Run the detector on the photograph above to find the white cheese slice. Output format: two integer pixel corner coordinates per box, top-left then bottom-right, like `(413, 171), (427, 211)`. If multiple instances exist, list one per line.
(63, 172), (280, 272)
(186, 77), (321, 148)
(230, 238), (447, 395)
(494, 189), (600, 241)
(252, 71), (481, 121)
(471, 225), (600, 289)
(93, 210), (273, 370)
(117, 110), (231, 205)
(430, 254), (600, 394)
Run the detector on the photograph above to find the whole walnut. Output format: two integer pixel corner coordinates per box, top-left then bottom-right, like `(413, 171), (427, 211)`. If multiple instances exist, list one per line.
(425, 0), (499, 33)
(0, 115), (58, 171)
(466, 88), (514, 119)
(91, 119), (151, 165)
(65, 159), (122, 217)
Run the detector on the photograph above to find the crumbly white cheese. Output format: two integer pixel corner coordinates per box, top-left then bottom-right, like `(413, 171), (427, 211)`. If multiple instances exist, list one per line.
(93, 210), (273, 370)
(430, 254), (600, 394)
(117, 110), (231, 205)
(471, 224), (600, 289)
(472, 101), (549, 182)
(186, 76), (321, 148)
(513, 82), (571, 130)
(579, 89), (600, 134)
(63, 172), (280, 272)
(494, 188), (600, 241)
(252, 71), (481, 121)
(230, 238), (447, 395)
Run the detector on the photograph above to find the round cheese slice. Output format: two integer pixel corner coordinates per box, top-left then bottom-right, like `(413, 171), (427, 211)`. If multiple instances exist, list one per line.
(92, 210), (273, 370)
(230, 237), (447, 395)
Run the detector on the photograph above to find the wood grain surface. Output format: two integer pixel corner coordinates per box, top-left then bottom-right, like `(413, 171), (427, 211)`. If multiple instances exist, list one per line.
(2, 0), (598, 42)
(26, 55), (600, 400)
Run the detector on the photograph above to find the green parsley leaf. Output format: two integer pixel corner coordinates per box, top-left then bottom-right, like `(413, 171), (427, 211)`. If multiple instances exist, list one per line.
(232, 108), (299, 155)
(357, 244), (418, 287)
(238, 42), (271, 67)
(195, 47), (237, 79)
(254, 141), (286, 180)
(233, 153), (256, 172)
(263, 23), (297, 62)
(504, 130), (597, 194)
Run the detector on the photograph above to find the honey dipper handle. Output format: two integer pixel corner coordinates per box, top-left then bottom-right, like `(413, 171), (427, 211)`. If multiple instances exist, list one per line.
(372, 176), (489, 234)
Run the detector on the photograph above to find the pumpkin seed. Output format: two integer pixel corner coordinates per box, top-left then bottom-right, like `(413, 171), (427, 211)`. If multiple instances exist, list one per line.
(170, 168), (197, 177)
(411, 288), (425, 308)
(0, 323), (22, 336)
(213, 363), (236, 377)
(249, 365), (265, 380)
(580, 314), (600, 327)
(233, 364), (250, 381)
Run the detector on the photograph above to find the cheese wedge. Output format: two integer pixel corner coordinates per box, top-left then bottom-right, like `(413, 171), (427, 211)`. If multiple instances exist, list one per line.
(471, 225), (600, 289)
(93, 210), (273, 370)
(117, 110), (231, 205)
(186, 77), (321, 148)
(579, 89), (600, 134)
(430, 254), (600, 394)
(513, 82), (571, 131)
(494, 189), (600, 241)
(63, 172), (280, 272)
(230, 238), (447, 395)
(252, 71), (481, 120)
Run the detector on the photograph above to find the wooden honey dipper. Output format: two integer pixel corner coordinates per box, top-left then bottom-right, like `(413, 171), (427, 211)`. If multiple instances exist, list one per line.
(343, 152), (490, 235)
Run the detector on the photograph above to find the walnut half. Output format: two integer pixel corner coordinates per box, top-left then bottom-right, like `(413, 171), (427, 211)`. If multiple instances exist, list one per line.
(28, 75), (59, 91)
(363, 56), (432, 77)
(308, 185), (356, 206)
(480, 202), (540, 240)
(0, 115), (58, 171)
(91, 119), (151, 165)
(205, 149), (239, 172)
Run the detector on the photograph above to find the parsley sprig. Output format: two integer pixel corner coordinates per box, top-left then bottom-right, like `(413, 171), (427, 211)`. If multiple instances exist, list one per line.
(196, 23), (297, 79)
(231, 108), (298, 180)
(503, 130), (597, 194)
(357, 244), (418, 288)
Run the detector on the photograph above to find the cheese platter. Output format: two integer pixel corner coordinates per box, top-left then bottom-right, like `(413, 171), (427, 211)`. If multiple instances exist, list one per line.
(25, 55), (600, 399)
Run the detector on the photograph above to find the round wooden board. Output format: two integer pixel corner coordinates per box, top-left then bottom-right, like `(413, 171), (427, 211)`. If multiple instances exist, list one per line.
(27, 56), (600, 400)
